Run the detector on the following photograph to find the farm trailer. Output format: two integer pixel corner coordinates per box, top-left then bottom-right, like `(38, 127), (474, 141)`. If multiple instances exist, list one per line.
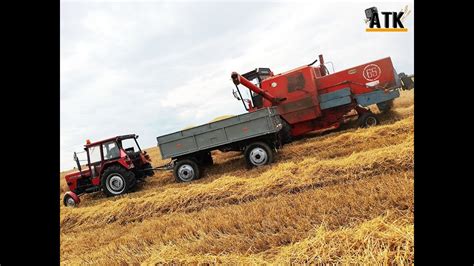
(157, 107), (283, 182)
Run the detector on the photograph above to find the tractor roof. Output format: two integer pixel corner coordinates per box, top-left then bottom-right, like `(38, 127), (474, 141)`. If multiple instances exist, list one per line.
(85, 134), (136, 148)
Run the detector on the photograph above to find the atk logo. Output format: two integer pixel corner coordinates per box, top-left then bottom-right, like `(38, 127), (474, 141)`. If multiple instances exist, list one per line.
(365, 5), (411, 32)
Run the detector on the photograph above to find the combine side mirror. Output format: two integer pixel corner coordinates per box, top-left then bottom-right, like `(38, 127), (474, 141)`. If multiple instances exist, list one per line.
(232, 89), (241, 100)
(136, 135), (139, 139)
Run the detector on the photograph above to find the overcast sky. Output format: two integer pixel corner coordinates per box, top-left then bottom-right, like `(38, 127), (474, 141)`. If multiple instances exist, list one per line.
(60, 0), (414, 171)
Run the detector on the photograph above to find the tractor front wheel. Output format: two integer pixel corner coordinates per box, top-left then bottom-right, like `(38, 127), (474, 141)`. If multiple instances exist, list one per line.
(101, 165), (136, 197)
(63, 192), (80, 207)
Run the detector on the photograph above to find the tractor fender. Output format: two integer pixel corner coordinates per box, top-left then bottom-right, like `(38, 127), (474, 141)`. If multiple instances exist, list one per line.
(117, 157), (134, 169)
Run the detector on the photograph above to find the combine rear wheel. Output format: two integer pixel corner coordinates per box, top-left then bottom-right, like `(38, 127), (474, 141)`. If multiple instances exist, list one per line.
(357, 112), (379, 128)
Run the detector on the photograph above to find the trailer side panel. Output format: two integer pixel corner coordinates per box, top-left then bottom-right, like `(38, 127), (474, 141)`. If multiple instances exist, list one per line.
(157, 107), (282, 159)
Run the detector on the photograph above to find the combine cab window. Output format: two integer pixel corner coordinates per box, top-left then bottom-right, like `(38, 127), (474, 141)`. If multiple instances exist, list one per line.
(88, 145), (101, 164)
(252, 94), (263, 108)
(103, 141), (120, 160)
(240, 68), (272, 109)
(248, 78), (264, 109)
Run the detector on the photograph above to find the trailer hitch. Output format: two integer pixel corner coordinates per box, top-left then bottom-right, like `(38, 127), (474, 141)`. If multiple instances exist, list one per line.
(140, 161), (174, 172)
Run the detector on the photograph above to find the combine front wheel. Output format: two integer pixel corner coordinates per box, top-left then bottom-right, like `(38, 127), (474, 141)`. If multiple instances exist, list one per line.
(376, 100), (394, 113)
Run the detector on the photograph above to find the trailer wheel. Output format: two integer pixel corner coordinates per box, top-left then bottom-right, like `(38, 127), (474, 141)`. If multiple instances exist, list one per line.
(203, 153), (213, 166)
(358, 113), (379, 128)
(101, 165), (136, 197)
(197, 152), (213, 167)
(174, 159), (200, 182)
(244, 142), (274, 167)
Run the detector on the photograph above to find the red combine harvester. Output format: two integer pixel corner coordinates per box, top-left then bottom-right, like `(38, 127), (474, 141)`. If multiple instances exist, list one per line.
(231, 54), (413, 141)
(63, 134), (154, 207)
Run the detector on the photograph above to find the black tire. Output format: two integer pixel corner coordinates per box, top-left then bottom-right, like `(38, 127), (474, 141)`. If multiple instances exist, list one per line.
(280, 120), (293, 144)
(357, 112), (379, 128)
(101, 165), (136, 197)
(376, 100), (393, 113)
(173, 159), (200, 182)
(63, 194), (78, 207)
(202, 152), (213, 167)
(244, 142), (274, 168)
(141, 162), (154, 178)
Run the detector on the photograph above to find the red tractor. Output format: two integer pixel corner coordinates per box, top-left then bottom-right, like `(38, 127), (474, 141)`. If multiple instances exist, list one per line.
(63, 134), (154, 207)
(231, 54), (414, 142)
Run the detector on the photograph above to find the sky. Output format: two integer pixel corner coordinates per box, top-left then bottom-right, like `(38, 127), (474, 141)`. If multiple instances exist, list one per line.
(60, 0), (414, 171)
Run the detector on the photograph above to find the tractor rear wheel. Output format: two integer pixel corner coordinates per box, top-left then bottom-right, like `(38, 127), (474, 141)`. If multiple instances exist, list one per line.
(101, 165), (136, 197)
(174, 159), (200, 182)
(244, 142), (274, 168)
(357, 112), (379, 128)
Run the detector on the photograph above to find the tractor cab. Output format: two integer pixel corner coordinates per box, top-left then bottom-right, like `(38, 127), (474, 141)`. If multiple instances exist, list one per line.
(63, 134), (154, 207)
(232, 68), (273, 111)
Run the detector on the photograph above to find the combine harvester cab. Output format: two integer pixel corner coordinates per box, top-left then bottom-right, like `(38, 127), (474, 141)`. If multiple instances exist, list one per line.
(231, 54), (413, 140)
